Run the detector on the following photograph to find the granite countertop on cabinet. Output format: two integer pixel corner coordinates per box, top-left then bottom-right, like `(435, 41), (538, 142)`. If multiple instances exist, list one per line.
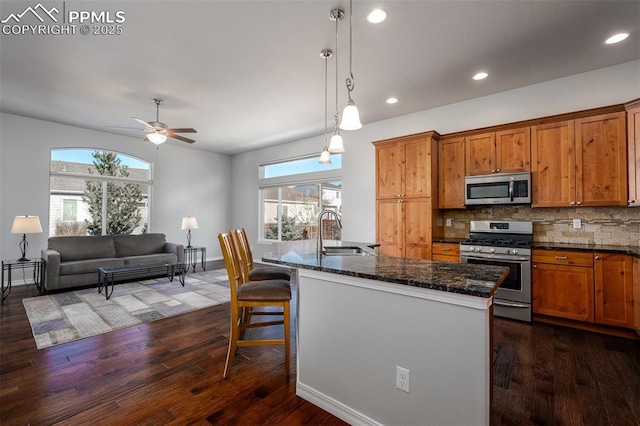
(431, 239), (640, 257)
(262, 240), (509, 298)
(531, 242), (640, 257)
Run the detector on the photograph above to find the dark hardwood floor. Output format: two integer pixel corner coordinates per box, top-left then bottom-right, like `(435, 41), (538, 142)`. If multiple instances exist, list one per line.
(1, 264), (639, 425)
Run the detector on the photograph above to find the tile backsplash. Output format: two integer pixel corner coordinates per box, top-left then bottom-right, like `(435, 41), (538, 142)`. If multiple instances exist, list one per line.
(443, 206), (640, 247)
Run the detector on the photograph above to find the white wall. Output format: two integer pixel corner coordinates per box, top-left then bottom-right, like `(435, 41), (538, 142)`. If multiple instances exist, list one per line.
(231, 60), (640, 258)
(0, 113), (231, 264)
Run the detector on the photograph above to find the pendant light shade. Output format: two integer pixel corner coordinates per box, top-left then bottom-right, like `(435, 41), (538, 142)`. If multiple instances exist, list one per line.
(340, 99), (362, 130)
(147, 132), (167, 145)
(319, 148), (332, 164)
(328, 133), (344, 153)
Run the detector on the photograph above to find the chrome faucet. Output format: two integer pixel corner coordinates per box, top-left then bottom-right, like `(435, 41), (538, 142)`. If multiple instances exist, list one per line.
(317, 210), (342, 254)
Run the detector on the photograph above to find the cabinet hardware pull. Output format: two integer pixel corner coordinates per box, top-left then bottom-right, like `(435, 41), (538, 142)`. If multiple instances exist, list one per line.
(576, 201), (582, 205)
(595, 256), (601, 260)
(492, 169), (496, 173)
(442, 248), (450, 251)
(496, 168), (501, 172)
(569, 201), (576, 205)
(555, 256), (568, 260)
(533, 264), (537, 268)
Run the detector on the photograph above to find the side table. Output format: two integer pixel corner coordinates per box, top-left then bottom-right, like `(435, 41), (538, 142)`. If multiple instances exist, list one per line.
(1, 258), (46, 301)
(184, 246), (206, 272)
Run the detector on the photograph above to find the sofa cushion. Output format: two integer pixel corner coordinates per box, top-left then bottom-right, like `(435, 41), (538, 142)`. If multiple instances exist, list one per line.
(60, 258), (124, 275)
(48, 236), (116, 262)
(114, 233), (167, 257)
(120, 253), (178, 265)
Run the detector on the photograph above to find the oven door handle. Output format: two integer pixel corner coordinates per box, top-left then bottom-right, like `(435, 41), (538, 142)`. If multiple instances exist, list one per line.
(494, 300), (530, 309)
(462, 255), (531, 262)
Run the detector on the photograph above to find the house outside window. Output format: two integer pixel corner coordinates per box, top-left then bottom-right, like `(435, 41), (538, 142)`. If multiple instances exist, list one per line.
(259, 155), (341, 242)
(49, 149), (151, 237)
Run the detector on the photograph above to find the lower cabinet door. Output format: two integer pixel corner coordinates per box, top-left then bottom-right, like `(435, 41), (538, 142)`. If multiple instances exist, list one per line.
(594, 252), (634, 328)
(532, 262), (595, 322)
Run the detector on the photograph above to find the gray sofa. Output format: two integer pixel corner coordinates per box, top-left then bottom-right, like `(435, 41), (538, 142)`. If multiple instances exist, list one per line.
(42, 233), (184, 291)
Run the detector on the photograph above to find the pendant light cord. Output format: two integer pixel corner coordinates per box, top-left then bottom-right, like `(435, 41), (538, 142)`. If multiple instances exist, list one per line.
(334, 14), (340, 134)
(346, 0), (355, 98)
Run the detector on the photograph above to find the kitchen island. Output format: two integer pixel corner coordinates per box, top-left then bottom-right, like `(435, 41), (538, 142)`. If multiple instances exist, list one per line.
(262, 240), (509, 426)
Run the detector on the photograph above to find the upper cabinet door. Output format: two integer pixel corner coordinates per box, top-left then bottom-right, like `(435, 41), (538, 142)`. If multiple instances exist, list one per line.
(376, 142), (403, 199)
(531, 120), (575, 207)
(438, 137), (466, 209)
(495, 127), (531, 173)
(404, 136), (435, 198)
(575, 112), (627, 206)
(465, 133), (495, 176)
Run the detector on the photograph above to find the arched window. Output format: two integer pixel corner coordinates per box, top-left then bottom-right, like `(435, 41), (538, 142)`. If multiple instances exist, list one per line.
(49, 149), (151, 237)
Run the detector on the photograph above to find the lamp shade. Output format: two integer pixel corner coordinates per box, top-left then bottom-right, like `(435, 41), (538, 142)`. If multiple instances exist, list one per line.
(328, 133), (345, 153)
(339, 100), (362, 130)
(11, 216), (43, 234)
(319, 149), (332, 164)
(181, 216), (198, 230)
(147, 132), (167, 145)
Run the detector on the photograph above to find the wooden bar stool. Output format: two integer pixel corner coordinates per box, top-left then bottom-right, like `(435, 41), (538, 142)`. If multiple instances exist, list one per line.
(218, 231), (291, 378)
(234, 228), (291, 282)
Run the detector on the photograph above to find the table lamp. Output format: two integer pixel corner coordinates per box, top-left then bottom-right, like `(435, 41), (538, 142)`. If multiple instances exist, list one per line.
(181, 216), (198, 248)
(11, 215), (43, 262)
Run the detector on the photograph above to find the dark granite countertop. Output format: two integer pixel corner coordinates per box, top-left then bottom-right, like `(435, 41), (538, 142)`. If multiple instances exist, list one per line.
(432, 239), (640, 258)
(261, 240), (509, 298)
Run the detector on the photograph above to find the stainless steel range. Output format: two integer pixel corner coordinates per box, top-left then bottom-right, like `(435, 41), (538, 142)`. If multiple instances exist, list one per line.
(460, 220), (533, 322)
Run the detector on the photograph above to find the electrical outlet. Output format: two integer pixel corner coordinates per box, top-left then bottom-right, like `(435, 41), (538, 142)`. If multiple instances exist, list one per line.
(573, 218), (581, 229)
(445, 218), (452, 227)
(396, 366), (410, 393)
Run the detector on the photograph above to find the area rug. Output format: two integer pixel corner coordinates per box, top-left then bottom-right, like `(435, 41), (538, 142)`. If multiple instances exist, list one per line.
(22, 269), (231, 349)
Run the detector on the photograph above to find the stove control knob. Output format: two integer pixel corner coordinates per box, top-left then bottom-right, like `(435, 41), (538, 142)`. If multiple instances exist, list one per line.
(488, 248), (496, 253)
(512, 249), (519, 255)
(502, 248), (510, 255)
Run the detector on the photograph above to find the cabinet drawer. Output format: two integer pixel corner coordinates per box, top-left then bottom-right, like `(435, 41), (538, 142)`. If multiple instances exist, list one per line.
(532, 249), (593, 267)
(432, 243), (460, 257)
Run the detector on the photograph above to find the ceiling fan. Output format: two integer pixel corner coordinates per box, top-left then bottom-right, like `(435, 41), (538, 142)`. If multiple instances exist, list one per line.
(130, 98), (197, 145)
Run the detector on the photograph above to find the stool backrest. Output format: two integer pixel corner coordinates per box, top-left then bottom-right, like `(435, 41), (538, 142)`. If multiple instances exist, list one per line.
(234, 228), (254, 282)
(218, 231), (244, 299)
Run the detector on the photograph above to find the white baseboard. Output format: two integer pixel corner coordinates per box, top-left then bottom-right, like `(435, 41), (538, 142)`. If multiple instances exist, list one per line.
(296, 381), (383, 426)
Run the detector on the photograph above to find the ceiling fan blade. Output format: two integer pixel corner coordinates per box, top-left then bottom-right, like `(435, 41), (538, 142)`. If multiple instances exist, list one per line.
(167, 128), (197, 134)
(132, 117), (154, 130)
(167, 133), (195, 144)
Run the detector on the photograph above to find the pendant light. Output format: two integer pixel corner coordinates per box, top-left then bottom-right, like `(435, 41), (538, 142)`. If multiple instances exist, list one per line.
(319, 49), (332, 164)
(329, 8), (345, 153)
(339, 0), (362, 131)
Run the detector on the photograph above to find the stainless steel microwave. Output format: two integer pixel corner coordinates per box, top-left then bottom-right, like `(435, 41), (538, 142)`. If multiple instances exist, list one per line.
(464, 172), (531, 205)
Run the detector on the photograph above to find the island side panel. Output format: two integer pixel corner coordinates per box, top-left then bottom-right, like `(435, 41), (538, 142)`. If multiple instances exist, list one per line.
(296, 269), (492, 426)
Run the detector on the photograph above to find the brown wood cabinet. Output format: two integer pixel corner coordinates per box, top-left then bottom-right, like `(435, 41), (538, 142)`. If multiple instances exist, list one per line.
(465, 127), (530, 176)
(532, 249), (595, 322)
(531, 112), (627, 207)
(634, 257), (640, 336)
(533, 249), (636, 331)
(594, 252), (635, 329)
(374, 132), (443, 259)
(438, 137), (466, 209)
(626, 99), (640, 207)
(432, 242), (460, 262)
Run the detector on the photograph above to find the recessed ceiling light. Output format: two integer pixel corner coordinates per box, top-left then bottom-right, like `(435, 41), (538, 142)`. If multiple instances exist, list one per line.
(605, 33), (629, 44)
(367, 9), (387, 24)
(473, 72), (488, 80)
(386, 97), (398, 104)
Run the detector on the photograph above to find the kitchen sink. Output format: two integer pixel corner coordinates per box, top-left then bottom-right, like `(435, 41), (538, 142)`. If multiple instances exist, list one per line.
(322, 246), (376, 256)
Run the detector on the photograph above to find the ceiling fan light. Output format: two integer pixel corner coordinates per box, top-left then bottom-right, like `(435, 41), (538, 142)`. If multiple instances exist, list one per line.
(147, 132), (167, 145)
(339, 100), (362, 130)
(328, 133), (345, 153)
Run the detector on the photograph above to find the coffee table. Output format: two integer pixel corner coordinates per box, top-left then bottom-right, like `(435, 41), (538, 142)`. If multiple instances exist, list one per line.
(98, 262), (185, 300)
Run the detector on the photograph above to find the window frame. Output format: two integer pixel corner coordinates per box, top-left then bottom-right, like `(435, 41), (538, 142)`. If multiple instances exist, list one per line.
(258, 154), (342, 243)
